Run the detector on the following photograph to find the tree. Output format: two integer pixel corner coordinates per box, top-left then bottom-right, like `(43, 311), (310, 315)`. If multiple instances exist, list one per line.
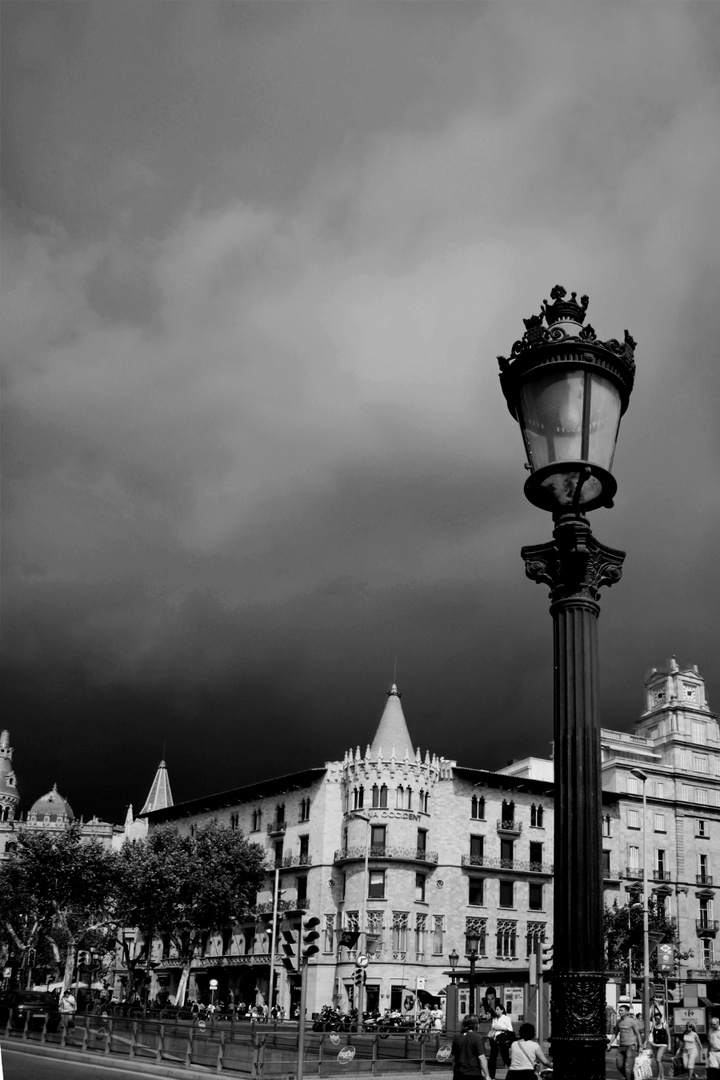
(0, 825), (120, 990)
(116, 821), (267, 1005)
(604, 895), (691, 981)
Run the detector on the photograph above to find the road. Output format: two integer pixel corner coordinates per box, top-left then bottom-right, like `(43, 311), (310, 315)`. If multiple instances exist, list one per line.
(2, 1047), (171, 1079)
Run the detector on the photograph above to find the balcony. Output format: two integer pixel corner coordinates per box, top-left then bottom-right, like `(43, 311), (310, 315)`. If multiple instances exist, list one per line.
(497, 820), (522, 836)
(267, 820), (287, 836)
(461, 854), (553, 875)
(697, 874), (714, 886)
(281, 854), (312, 868)
(625, 866), (644, 880)
(333, 845), (438, 865)
(254, 898), (310, 916)
(696, 919), (719, 937)
(653, 870), (672, 881)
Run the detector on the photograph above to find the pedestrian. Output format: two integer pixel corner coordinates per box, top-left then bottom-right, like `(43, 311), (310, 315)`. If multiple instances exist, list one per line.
(679, 1022), (704, 1079)
(487, 1003), (515, 1078)
(506, 1021), (551, 1077)
(611, 1003), (642, 1080)
(707, 1015), (720, 1080)
(59, 989), (77, 1030)
(450, 1014), (490, 1080)
(648, 1009), (670, 1079)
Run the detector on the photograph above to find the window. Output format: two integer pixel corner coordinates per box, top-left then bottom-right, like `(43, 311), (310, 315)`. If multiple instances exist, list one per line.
(471, 795), (485, 820)
(469, 835), (484, 864)
(417, 828), (427, 855)
(526, 923), (546, 958)
(432, 915), (445, 955)
(627, 809), (640, 829)
(692, 720), (706, 743)
(296, 876), (308, 904)
(230, 813), (239, 831)
(299, 797), (311, 822)
(466, 917), (487, 955)
(419, 789), (430, 813)
(655, 892), (668, 918)
(499, 881), (514, 908)
(274, 839), (284, 865)
(324, 915), (335, 954)
(698, 854), (710, 883)
(602, 850), (611, 877)
(695, 789), (709, 805)
(627, 845), (640, 873)
(702, 939), (714, 969)
(680, 753), (689, 771)
(627, 776), (640, 795)
(276, 803), (285, 825)
(501, 800), (515, 824)
(654, 781), (664, 798)
(368, 871), (385, 899)
(681, 785), (691, 801)
(530, 804), (544, 828)
(693, 755), (709, 773)
(251, 808), (262, 831)
(468, 879), (484, 906)
(392, 912), (408, 953)
(496, 920), (517, 959)
(396, 786), (406, 809)
(602, 815), (612, 837)
(299, 835), (309, 862)
(500, 838), (514, 867)
(654, 813), (666, 832)
(528, 883), (543, 911)
(371, 825), (386, 855)
(353, 787), (364, 810)
(529, 842), (543, 869)
(697, 819), (709, 837)
(415, 913), (427, 956)
(415, 874), (426, 903)
(698, 896), (714, 926)
(655, 850), (666, 878)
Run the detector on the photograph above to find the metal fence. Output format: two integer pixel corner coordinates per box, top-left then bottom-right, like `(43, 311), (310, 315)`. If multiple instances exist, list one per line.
(2, 1010), (451, 1075)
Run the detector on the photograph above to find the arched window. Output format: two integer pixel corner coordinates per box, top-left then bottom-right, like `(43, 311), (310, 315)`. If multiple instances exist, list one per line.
(353, 787), (364, 810)
(379, 785), (388, 808)
(396, 786), (405, 809)
(371, 785), (379, 808)
(530, 804), (544, 828)
(471, 795), (485, 820)
(501, 800), (515, 824)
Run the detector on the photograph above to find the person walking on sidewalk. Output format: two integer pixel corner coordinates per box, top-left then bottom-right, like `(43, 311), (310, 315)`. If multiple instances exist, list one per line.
(451, 1014), (490, 1080)
(487, 1003), (515, 1078)
(707, 1014), (720, 1080)
(611, 1003), (642, 1080)
(506, 1022), (551, 1077)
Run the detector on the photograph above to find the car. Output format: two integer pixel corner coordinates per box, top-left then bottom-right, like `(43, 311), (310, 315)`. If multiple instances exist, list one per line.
(0, 990), (61, 1032)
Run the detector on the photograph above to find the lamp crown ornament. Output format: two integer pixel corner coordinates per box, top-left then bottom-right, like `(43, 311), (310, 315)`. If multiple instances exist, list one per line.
(542, 285), (589, 326)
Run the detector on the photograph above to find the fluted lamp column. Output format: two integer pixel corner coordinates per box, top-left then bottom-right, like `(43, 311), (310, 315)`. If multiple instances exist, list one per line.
(497, 286), (636, 1080)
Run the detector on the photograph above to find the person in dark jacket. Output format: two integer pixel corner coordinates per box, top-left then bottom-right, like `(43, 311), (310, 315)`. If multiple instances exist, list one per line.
(451, 1014), (490, 1080)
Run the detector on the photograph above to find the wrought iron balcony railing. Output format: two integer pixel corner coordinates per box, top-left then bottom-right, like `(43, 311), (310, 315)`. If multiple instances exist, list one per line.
(696, 919), (719, 936)
(281, 854), (312, 868)
(461, 854), (553, 874)
(653, 870), (672, 881)
(625, 866), (644, 880)
(697, 874), (714, 886)
(267, 820), (287, 835)
(334, 845), (438, 864)
(497, 820), (523, 835)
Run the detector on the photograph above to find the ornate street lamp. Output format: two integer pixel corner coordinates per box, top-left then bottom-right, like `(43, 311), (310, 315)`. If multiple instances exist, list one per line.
(448, 948), (460, 983)
(465, 931), (481, 1015)
(497, 286), (636, 1080)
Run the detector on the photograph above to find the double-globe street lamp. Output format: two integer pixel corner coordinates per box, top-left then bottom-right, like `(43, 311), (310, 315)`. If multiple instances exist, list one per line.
(497, 286), (636, 1080)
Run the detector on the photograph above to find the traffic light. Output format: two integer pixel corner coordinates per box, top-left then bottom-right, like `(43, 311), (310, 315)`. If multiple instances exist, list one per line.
(280, 922), (299, 972)
(657, 943), (674, 972)
(541, 941), (553, 973)
(302, 916), (321, 959)
(77, 950), (92, 967)
(354, 967), (366, 986)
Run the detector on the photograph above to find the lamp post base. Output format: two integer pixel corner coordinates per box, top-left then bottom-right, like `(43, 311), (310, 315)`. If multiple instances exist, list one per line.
(550, 972), (607, 1080)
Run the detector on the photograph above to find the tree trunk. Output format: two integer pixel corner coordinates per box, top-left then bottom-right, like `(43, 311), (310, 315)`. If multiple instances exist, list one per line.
(175, 961), (192, 1007)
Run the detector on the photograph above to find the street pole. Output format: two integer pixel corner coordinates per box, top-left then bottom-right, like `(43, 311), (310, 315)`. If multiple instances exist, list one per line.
(270, 865), (281, 1013)
(297, 958), (309, 1080)
(631, 769), (651, 1036)
(355, 813), (370, 1034)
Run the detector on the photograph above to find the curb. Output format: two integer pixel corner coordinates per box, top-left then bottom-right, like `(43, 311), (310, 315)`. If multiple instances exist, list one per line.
(0, 1038), (216, 1078)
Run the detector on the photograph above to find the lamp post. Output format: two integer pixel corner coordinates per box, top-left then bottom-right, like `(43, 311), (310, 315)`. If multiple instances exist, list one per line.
(447, 949), (460, 1035)
(631, 768), (651, 1035)
(465, 932), (480, 1015)
(498, 286), (636, 1080)
(354, 813), (371, 1033)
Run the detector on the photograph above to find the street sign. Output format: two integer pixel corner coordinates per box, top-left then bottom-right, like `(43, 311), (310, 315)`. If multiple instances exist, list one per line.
(436, 1046), (452, 1062)
(338, 1047), (356, 1064)
(416, 977), (426, 990)
(356, 954), (369, 968)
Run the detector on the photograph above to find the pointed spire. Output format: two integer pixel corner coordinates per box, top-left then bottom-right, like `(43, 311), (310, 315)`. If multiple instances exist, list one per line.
(369, 684), (414, 761)
(124, 804), (134, 827)
(140, 760), (174, 816)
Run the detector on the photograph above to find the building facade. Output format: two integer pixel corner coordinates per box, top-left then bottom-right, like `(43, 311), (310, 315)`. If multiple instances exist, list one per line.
(143, 663), (720, 1019)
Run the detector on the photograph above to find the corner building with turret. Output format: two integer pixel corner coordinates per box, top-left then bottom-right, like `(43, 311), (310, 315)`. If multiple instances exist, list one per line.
(144, 662), (720, 1021)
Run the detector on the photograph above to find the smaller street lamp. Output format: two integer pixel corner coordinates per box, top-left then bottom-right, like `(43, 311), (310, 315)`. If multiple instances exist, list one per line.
(448, 948), (460, 983)
(465, 932), (480, 1015)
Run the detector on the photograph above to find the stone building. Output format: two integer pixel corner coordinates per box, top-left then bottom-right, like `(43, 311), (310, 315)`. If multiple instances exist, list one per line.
(144, 662), (720, 1019)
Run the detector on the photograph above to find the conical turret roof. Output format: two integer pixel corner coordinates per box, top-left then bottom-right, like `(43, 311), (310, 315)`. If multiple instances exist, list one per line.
(140, 760), (173, 816)
(369, 685), (414, 759)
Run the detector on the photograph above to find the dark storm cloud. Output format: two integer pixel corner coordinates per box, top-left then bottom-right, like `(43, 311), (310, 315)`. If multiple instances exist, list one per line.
(2, 2), (720, 822)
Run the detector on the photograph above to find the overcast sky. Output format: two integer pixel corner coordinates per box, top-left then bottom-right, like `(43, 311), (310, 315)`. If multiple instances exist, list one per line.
(3, 2), (720, 825)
